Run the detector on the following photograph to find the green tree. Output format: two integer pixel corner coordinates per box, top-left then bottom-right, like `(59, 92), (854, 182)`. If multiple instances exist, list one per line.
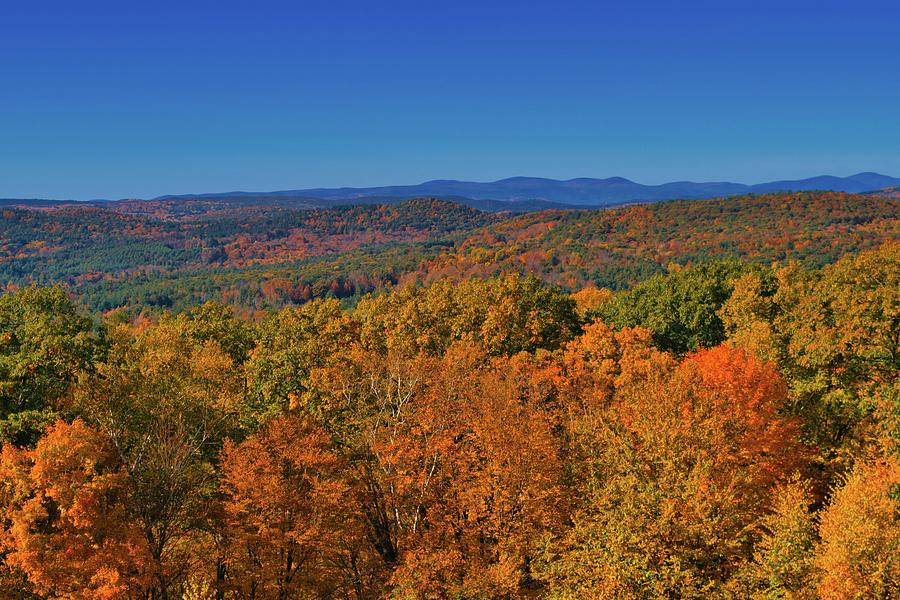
(171, 301), (257, 365)
(0, 286), (99, 446)
(597, 261), (760, 354)
(246, 299), (359, 424)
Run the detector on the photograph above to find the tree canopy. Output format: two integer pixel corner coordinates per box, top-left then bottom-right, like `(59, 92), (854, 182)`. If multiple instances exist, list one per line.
(1, 244), (897, 598)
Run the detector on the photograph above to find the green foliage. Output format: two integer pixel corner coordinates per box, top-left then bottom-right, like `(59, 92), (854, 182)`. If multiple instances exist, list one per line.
(596, 261), (761, 353)
(0, 286), (99, 445)
(246, 299), (359, 423)
(776, 247), (899, 447)
(0, 408), (58, 447)
(723, 244), (900, 452)
(169, 301), (257, 365)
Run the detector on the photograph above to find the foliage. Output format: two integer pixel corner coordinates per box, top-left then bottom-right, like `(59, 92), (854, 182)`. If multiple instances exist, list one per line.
(355, 274), (580, 357)
(723, 244), (899, 456)
(0, 419), (152, 599)
(539, 344), (805, 598)
(595, 260), (759, 353)
(1, 191), (895, 312)
(417, 191), (899, 291)
(733, 477), (819, 599)
(0, 242), (898, 597)
(246, 299), (359, 423)
(71, 319), (246, 598)
(0, 286), (99, 445)
(306, 343), (563, 596)
(815, 458), (900, 599)
(219, 414), (353, 598)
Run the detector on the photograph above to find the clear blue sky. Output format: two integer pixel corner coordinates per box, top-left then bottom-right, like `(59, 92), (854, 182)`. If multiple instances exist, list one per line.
(2, 0), (898, 200)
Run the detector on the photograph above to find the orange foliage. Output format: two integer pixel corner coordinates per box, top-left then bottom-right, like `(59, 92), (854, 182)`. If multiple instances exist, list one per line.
(540, 344), (807, 597)
(676, 345), (807, 491)
(570, 285), (613, 317)
(220, 414), (357, 597)
(815, 458), (900, 599)
(309, 343), (563, 597)
(0, 420), (152, 599)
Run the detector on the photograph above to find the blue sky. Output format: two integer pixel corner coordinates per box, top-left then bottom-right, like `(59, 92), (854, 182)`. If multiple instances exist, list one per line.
(1, 0), (898, 199)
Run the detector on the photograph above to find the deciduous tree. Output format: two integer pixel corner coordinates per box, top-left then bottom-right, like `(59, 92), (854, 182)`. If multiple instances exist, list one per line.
(220, 414), (357, 598)
(0, 286), (99, 446)
(540, 345), (806, 597)
(0, 419), (152, 599)
(815, 458), (899, 599)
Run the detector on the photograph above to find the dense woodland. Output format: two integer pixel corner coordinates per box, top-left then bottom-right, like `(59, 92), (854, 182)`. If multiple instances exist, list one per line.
(0, 192), (896, 312)
(0, 192), (897, 598)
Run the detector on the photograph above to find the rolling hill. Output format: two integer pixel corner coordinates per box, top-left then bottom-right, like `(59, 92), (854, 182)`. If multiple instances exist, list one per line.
(1, 191), (896, 312)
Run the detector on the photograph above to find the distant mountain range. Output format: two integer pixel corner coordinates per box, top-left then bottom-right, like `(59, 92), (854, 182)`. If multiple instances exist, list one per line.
(4, 173), (899, 212)
(154, 172), (900, 207)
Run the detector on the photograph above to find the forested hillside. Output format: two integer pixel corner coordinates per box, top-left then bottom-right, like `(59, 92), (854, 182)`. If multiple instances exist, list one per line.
(1, 191), (896, 312)
(414, 191), (898, 289)
(872, 186), (900, 200)
(0, 198), (500, 309)
(0, 244), (897, 598)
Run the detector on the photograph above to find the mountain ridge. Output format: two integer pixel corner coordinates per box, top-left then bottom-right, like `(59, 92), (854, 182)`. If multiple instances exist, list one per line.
(4, 172), (900, 211)
(152, 172), (900, 206)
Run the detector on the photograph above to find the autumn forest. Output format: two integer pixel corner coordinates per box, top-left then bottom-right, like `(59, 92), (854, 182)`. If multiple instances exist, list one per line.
(0, 192), (898, 599)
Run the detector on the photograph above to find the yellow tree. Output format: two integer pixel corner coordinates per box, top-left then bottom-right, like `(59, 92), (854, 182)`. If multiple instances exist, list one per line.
(74, 320), (246, 598)
(540, 344), (807, 597)
(732, 477), (818, 599)
(354, 275), (579, 358)
(815, 458), (899, 599)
